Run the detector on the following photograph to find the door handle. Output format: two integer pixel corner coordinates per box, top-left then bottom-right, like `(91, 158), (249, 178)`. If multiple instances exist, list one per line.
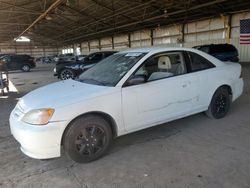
(181, 81), (190, 88)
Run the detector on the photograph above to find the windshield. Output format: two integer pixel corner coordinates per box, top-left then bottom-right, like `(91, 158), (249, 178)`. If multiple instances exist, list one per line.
(78, 52), (146, 86)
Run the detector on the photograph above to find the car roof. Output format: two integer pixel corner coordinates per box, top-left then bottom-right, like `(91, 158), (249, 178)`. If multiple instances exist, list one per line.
(194, 43), (234, 48)
(119, 47), (204, 53)
(118, 47), (224, 67)
(88, 51), (117, 54)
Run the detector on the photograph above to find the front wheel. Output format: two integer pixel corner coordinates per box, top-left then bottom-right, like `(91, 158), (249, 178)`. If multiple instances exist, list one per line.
(21, 64), (30, 72)
(63, 115), (112, 163)
(206, 87), (231, 119)
(59, 69), (75, 80)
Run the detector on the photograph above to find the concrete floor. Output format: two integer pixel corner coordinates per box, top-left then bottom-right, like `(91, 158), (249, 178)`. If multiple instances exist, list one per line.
(0, 63), (250, 188)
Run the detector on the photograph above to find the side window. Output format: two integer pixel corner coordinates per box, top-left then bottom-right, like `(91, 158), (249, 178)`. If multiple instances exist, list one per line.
(90, 53), (103, 61)
(134, 52), (187, 82)
(188, 52), (215, 72)
(10, 56), (17, 62)
(2, 56), (10, 62)
(103, 52), (114, 58)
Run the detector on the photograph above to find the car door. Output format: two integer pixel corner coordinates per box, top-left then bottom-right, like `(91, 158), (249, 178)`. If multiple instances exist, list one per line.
(5, 56), (18, 70)
(122, 51), (200, 132)
(186, 51), (217, 108)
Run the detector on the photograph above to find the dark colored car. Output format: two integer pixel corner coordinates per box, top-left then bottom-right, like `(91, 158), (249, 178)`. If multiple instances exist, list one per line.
(0, 54), (36, 72)
(193, 43), (239, 62)
(54, 51), (117, 80)
(0, 54), (9, 58)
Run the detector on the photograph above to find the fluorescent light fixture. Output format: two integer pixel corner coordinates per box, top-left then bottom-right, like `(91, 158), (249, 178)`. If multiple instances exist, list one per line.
(45, 15), (53, 20)
(14, 36), (30, 42)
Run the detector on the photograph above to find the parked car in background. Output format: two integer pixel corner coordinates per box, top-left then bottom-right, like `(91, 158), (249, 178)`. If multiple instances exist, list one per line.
(0, 54), (10, 58)
(54, 51), (117, 80)
(0, 54), (36, 72)
(10, 47), (243, 163)
(35, 56), (54, 64)
(193, 43), (239, 62)
(76, 54), (87, 61)
(54, 53), (76, 62)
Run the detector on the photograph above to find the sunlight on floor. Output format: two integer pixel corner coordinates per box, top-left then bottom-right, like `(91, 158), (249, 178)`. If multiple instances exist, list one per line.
(9, 80), (18, 92)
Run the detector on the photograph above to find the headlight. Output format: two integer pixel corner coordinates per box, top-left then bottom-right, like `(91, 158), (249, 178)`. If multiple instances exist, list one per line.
(53, 67), (57, 73)
(22, 108), (55, 125)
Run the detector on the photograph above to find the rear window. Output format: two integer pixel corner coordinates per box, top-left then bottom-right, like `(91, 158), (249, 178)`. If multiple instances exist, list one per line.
(210, 44), (237, 54)
(199, 46), (210, 53)
(104, 52), (116, 57)
(188, 52), (215, 72)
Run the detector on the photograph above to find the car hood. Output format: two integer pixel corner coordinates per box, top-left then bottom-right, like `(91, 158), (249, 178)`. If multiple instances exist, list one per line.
(18, 79), (117, 112)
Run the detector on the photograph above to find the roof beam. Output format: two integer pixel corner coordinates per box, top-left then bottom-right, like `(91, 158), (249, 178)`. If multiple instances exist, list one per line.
(15, 0), (65, 40)
(63, 5), (113, 27)
(62, 0), (228, 43)
(90, 0), (137, 21)
(55, 0), (157, 39)
(0, 1), (41, 13)
(0, 22), (31, 26)
(0, 10), (41, 15)
(0, 1), (40, 11)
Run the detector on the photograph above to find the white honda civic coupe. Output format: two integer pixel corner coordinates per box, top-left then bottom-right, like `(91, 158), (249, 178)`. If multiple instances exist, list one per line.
(10, 47), (243, 163)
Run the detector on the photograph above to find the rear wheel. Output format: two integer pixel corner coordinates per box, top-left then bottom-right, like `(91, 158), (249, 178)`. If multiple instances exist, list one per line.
(206, 87), (231, 119)
(59, 69), (75, 80)
(63, 115), (112, 163)
(21, 64), (30, 72)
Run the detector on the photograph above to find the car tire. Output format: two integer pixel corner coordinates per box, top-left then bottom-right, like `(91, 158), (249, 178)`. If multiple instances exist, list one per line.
(59, 69), (75, 80)
(63, 115), (113, 163)
(21, 64), (30, 72)
(206, 87), (231, 119)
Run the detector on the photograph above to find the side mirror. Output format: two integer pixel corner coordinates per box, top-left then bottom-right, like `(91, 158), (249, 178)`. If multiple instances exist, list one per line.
(125, 75), (146, 86)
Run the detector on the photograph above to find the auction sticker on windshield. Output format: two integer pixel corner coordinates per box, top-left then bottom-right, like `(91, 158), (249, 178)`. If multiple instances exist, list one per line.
(125, 52), (143, 57)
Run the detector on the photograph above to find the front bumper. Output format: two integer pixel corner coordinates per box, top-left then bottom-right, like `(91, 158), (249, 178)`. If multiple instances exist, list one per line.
(9, 110), (66, 159)
(53, 67), (58, 77)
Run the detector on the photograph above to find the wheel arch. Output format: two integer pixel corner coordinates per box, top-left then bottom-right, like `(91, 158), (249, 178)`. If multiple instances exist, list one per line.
(61, 111), (118, 145)
(208, 84), (233, 106)
(220, 84), (232, 96)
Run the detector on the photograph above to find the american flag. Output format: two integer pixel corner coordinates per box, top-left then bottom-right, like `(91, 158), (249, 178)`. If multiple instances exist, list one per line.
(240, 19), (250, 44)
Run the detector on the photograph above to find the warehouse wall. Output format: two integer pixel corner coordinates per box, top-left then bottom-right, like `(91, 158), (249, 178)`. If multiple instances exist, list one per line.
(0, 43), (59, 58)
(67, 11), (250, 62)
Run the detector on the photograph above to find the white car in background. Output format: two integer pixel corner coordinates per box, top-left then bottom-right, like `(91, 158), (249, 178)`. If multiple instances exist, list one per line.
(10, 47), (243, 163)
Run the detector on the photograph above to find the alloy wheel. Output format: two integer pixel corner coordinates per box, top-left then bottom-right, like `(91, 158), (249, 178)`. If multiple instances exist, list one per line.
(75, 126), (106, 156)
(214, 94), (227, 115)
(60, 69), (74, 80)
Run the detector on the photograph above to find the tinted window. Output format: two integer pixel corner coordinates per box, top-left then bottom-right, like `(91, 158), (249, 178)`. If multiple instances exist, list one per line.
(90, 53), (103, 61)
(10, 56), (18, 61)
(1, 56), (10, 62)
(104, 52), (116, 57)
(210, 44), (237, 54)
(188, 52), (215, 72)
(199, 46), (210, 53)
